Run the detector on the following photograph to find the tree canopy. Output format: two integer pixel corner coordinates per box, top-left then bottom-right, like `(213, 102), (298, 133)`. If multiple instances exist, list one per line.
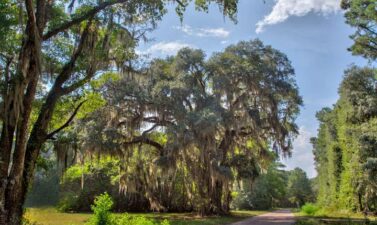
(50, 39), (302, 215)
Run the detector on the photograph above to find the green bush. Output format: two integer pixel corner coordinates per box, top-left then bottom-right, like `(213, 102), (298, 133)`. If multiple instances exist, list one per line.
(56, 192), (79, 212)
(87, 192), (170, 225)
(301, 203), (319, 216)
(116, 214), (170, 225)
(87, 193), (114, 225)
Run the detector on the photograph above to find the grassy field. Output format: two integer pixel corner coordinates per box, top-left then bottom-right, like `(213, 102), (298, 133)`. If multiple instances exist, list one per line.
(25, 207), (268, 225)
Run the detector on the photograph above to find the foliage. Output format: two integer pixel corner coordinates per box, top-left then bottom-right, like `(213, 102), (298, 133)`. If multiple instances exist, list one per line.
(287, 168), (314, 207)
(62, 39), (302, 215)
(87, 193), (114, 225)
(116, 214), (170, 225)
(57, 158), (148, 212)
(301, 203), (320, 216)
(312, 66), (377, 213)
(86, 193), (171, 225)
(232, 162), (289, 210)
(232, 163), (314, 210)
(341, 0), (377, 60)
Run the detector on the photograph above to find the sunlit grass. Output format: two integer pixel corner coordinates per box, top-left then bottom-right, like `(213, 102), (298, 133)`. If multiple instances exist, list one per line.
(25, 207), (268, 225)
(294, 209), (377, 225)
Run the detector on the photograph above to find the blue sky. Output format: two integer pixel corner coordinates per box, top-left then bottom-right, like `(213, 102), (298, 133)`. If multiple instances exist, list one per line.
(138, 0), (368, 178)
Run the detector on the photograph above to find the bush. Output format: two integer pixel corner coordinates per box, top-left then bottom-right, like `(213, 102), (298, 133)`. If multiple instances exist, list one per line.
(56, 192), (79, 212)
(301, 203), (319, 216)
(87, 193), (114, 225)
(117, 214), (170, 225)
(87, 192), (171, 225)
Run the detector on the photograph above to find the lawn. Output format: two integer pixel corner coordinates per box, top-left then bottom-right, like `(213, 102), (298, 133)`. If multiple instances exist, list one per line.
(25, 207), (268, 225)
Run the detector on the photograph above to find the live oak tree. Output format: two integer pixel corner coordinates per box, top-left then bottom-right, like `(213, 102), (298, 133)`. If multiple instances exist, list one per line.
(0, 0), (239, 224)
(286, 168), (313, 208)
(75, 40), (302, 215)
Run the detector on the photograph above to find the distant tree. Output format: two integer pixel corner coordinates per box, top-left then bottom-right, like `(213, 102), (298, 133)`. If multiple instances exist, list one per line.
(233, 162), (289, 210)
(287, 168), (313, 207)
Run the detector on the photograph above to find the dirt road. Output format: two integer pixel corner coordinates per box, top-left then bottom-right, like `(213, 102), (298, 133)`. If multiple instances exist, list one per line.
(231, 209), (295, 225)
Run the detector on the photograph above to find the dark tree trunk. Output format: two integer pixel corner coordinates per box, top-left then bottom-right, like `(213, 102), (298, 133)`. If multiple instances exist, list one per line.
(0, 12), (41, 223)
(0, 0), (127, 223)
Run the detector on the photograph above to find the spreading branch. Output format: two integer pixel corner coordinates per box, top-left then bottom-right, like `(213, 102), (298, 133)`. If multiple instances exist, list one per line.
(46, 100), (87, 139)
(42, 0), (128, 40)
(124, 136), (164, 151)
(52, 19), (92, 91)
(42, 0), (186, 41)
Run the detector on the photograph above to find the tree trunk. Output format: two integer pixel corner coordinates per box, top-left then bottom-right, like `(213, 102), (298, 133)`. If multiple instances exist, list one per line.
(6, 75), (64, 223)
(0, 14), (41, 223)
(5, 65), (40, 225)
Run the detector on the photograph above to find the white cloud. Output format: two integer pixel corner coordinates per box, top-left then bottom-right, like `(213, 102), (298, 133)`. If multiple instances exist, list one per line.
(256, 0), (340, 33)
(175, 25), (230, 38)
(145, 41), (194, 55)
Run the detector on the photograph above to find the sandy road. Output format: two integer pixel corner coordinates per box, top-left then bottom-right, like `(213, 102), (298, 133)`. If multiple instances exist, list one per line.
(230, 209), (295, 225)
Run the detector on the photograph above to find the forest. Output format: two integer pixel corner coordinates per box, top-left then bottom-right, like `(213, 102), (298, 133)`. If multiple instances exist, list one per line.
(0, 0), (376, 225)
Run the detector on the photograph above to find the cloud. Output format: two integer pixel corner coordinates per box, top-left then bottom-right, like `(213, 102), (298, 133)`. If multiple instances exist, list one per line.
(256, 0), (340, 33)
(175, 25), (230, 38)
(282, 126), (317, 178)
(145, 41), (194, 55)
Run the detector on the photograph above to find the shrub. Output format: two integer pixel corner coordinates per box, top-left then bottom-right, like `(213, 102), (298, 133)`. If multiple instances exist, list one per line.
(56, 192), (79, 212)
(301, 203), (319, 216)
(87, 193), (170, 225)
(116, 214), (170, 225)
(87, 192), (114, 225)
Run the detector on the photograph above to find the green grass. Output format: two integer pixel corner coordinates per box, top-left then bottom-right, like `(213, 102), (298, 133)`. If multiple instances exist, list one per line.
(25, 207), (268, 225)
(294, 210), (377, 225)
(295, 218), (377, 225)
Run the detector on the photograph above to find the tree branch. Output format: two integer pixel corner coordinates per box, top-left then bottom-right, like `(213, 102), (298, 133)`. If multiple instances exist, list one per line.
(61, 64), (96, 95)
(46, 100), (86, 139)
(42, 0), (128, 40)
(124, 136), (163, 151)
(52, 19), (92, 92)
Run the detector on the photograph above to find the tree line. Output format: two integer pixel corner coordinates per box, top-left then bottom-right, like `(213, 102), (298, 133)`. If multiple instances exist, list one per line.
(311, 0), (377, 214)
